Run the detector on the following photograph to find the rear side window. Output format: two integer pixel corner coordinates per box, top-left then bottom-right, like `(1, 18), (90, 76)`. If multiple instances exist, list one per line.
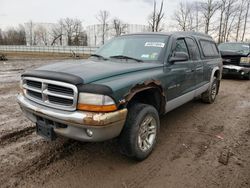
(185, 38), (200, 60)
(200, 40), (219, 57)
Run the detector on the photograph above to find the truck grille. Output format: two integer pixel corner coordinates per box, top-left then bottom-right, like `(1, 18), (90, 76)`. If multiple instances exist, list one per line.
(22, 77), (78, 111)
(223, 56), (240, 65)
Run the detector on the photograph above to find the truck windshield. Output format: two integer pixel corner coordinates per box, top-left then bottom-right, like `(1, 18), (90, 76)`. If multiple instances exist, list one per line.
(94, 35), (168, 62)
(218, 43), (250, 55)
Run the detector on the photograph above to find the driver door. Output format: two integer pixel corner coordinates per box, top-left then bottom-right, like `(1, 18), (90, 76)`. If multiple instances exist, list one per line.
(169, 38), (196, 98)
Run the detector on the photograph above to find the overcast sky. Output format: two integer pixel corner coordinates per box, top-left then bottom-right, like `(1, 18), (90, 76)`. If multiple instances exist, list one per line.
(0, 0), (188, 29)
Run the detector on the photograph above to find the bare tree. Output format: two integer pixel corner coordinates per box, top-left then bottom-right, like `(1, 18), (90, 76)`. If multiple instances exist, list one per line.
(172, 0), (249, 42)
(79, 28), (88, 46)
(242, 0), (250, 41)
(173, 1), (202, 32)
(149, 1), (156, 32)
(33, 30), (38, 45)
(50, 22), (64, 46)
(96, 10), (110, 44)
(235, 0), (245, 41)
(216, 0), (238, 43)
(72, 20), (83, 46)
(148, 0), (164, 32)
(17, 24), (26, 45)
(0, 25), (26, 45)
(222, 0), (237, 42)
(60, 18), (83, 46)
(0, 29), (3, 44)
(217, 0), (227, 43)
(200, 0), (219, 34)
(26, 20), (33, 45)
(225, 12), (237, 41)
(35, 25), (48, 45)
(193, 2), (202, 32)
(78, 31), (88, 46)
(112, 18), (127, 36)
(173, 2), (194, 31)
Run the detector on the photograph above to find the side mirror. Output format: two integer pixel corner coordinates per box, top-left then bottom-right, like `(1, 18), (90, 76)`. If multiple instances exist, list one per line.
(169, 52), (189, 63)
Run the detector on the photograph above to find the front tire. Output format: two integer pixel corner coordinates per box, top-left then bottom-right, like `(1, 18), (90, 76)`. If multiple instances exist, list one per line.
(201, 76), (219, 103)
(119, 103), (160, 161)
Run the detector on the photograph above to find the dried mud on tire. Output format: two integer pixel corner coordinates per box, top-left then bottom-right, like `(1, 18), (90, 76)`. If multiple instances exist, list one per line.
(0, 59), (250, 188)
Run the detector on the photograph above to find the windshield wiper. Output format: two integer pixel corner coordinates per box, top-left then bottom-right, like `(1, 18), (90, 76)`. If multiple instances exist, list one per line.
(109, 55), (143, 62)
(90, 54), (108, 60)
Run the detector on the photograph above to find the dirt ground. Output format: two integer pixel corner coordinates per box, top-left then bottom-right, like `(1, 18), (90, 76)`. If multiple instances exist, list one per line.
(0, 58), (249, 188)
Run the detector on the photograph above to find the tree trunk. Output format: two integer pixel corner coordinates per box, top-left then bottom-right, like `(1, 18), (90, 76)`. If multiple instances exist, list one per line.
(242, 0), (250, 41)
(235, 0), (244, 41)
(218, 4), (225, 43)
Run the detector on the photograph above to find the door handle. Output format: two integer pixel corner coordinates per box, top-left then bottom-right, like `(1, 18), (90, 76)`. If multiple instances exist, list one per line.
(196, 67), (203, 71)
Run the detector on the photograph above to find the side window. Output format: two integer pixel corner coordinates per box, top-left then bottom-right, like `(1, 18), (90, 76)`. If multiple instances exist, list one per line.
(211, 43), (219, 55)
(175, 38), (189, 55)
(200, 40), (219, 57)
(185, 38), (200, 60)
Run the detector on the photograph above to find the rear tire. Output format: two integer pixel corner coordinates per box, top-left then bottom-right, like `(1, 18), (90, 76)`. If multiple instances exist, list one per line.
(119, 103), (160, 161)
(201, 76), (218, 104)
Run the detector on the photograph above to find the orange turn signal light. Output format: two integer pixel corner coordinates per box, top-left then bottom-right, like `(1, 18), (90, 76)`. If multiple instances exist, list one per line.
(77, 104), (117, 112)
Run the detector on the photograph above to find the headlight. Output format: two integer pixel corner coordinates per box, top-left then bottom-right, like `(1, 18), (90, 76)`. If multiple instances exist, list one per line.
(240, 57), (250, 64)
(77, 93), (117, 112)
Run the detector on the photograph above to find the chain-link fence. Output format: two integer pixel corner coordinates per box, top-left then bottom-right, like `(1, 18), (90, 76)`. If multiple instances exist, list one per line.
(0, 45), (99, 55)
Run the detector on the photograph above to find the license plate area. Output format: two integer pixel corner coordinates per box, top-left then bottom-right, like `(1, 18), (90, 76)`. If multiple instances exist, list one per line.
(36, 118), (56, 141)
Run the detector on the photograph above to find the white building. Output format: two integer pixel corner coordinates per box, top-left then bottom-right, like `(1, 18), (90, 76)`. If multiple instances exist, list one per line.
(86, 24), (150, 46)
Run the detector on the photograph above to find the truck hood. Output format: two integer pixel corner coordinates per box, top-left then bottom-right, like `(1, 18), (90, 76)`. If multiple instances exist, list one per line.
(35, 59), (163, 84)
(220, 50), (249, 57)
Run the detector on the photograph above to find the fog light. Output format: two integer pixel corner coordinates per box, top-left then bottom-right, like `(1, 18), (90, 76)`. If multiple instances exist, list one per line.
(241, 72), (245, 75)
(86, 129), (93, 137)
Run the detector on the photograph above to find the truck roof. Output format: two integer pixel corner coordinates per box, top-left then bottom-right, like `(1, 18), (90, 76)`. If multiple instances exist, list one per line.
(124, 31), (213, 40)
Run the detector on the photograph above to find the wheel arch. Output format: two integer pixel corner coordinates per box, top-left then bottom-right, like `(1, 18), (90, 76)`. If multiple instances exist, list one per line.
(210, 66), (221, 94)
(210, 66), (221, 83)
(123, 80), (166, 115)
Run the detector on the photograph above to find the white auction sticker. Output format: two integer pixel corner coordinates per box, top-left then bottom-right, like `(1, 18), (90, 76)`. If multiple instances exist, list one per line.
(145, 42), (165, 48)
(141, 54), (150, 58)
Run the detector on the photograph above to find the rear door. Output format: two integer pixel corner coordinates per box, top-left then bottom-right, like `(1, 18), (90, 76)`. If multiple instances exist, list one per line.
(185, 37), (204, 88)
(199, 40), (221, 83)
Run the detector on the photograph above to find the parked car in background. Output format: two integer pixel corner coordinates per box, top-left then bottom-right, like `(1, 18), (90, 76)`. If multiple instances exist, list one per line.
(18, 32), (222, 160)
(218, 42), (250, 79)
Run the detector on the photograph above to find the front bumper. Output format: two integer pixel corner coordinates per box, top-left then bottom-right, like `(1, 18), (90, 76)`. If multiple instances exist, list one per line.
(17, 94), (127, 142)
(222, 65), (250, 77)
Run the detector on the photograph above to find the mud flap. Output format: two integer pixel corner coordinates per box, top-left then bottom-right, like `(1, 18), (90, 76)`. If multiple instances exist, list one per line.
(36, 120), (56, 141)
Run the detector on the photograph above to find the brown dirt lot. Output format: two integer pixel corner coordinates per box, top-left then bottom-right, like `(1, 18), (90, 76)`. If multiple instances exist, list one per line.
(0, 58), (249, 188)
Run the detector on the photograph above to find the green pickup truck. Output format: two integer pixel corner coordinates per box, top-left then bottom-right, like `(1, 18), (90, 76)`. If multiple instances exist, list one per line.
(17, 32), (222, 160)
